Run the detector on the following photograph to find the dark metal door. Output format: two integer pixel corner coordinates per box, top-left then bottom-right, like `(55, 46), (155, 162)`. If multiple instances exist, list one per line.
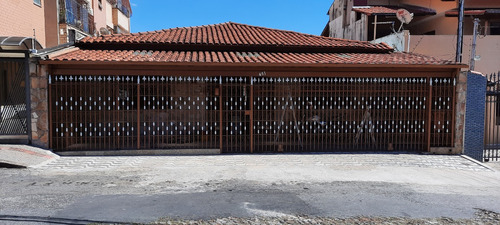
(485, 72), (500, 161)
(0, 59), (29, 137)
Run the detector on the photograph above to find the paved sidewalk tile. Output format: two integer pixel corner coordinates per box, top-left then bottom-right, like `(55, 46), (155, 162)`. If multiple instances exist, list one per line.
(37, 154), (492, 172)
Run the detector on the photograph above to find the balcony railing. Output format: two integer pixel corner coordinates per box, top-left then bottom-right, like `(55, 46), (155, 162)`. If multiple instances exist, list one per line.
(59, 0), (95, 35)
(116, 0), (132, 18)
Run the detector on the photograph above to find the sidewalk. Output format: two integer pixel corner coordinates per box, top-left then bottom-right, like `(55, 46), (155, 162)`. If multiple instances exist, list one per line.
(32, 153), (500, 189)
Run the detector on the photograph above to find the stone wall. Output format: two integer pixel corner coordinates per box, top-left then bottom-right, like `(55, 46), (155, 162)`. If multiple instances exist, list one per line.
(30, 60), (49, 149)
(455, 71), (468, 154)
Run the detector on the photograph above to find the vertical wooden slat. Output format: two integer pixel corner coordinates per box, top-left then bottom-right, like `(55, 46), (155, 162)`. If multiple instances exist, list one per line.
(137, 77), (141, 150)
(219, 77), (223, 152)
(250, 78), (254, 153)
(426, 77), (433, 152)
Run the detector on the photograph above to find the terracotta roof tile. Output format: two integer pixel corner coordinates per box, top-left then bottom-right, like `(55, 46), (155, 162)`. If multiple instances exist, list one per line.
(45, 22), (464, 68)
(50, 49), (459, 66)
(79, 22), (392, 52)
(353, 6), (398, 15)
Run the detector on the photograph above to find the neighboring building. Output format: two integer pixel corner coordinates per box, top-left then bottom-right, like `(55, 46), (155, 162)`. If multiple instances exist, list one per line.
(0, 0), (131, 145)
(0, 0), (48, 47)
(0, 0), (132, 49)
(53, 0), (132, 47)
(92, 0), (132, 36)
(37, 22), (466, 155)
(322, 0), (500, 75)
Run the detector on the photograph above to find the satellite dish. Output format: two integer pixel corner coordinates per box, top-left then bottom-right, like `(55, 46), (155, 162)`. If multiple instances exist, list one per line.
(396, 9), (413, 24)
(396, 9), (413, 32)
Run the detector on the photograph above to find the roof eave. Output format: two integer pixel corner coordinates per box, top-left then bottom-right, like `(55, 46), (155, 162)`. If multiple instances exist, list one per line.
(40, 60), (467, 69)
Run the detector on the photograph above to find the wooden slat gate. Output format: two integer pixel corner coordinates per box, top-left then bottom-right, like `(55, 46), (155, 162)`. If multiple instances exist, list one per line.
(49, 75), (455, 153)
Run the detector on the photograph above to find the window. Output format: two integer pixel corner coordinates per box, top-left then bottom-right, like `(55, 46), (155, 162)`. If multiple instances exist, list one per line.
(356, 12), (362, 21)
(98, 0), (103, 10)
(33, 0), (41, 6)
(490, 22), (500, 35)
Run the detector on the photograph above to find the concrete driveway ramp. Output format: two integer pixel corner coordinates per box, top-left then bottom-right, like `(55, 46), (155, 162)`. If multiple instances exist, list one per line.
(0, 145), (59, 168)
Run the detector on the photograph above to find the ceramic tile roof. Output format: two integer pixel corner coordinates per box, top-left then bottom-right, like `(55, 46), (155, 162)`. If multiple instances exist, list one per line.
(50, 49), (458, 66)
(353, 6), (398, 16)
(78, 22), (392, 53)
(47, 22), (462, 67)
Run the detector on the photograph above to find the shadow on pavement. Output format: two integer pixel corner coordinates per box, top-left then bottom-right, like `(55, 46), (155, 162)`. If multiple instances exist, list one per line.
(0, 215), (130, 225)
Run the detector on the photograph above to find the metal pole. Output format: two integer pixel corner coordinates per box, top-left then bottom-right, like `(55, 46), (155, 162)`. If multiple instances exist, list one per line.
(456, 0), (465, 62)
(24, 53), (32, 145)
(373, 15), (378, 40)
(470, 18), (480, 71)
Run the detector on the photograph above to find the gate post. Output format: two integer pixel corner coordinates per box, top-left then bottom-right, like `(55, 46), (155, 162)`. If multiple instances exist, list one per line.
(25, 53), (32, 145)
(464, 71), (486, 161)
(30, 58), (50, 149)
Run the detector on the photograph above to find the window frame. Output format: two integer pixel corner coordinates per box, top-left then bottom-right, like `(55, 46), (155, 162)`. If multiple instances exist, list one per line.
(33, 0), (42, 7)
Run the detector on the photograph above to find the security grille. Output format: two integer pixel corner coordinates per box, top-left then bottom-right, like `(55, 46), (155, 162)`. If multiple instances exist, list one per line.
(0, 60), (28, 136)
(485, 72), (500, 161)
(49, 75), (455, 153)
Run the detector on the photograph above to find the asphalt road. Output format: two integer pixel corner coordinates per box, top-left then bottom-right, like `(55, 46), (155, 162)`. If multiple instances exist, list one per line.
(1, 155), (500, 224)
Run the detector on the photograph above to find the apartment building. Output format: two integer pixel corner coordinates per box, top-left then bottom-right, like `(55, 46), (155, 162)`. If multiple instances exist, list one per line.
(53, 0), (132, 48)
(0, 0), (132, 49)
(0, 0), (47, 47)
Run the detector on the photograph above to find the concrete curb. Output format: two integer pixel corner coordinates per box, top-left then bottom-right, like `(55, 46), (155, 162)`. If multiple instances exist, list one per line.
(461, 155), (495, 171)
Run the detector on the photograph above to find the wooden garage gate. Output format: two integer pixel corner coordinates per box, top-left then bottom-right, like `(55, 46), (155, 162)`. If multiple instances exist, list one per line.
(49, 74), (455, 153)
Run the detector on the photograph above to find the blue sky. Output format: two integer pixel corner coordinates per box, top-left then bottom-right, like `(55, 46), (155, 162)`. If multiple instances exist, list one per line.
(129, 0), (333, 35)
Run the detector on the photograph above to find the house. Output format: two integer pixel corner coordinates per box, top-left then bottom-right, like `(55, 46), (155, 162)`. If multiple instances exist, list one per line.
(322, 0), (500, 75)
(35, 22), (466, 155)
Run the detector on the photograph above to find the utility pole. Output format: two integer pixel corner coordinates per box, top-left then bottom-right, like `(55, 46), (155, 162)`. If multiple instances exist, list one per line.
(456, 0), (465, 62)
(470, 18), (480, 71)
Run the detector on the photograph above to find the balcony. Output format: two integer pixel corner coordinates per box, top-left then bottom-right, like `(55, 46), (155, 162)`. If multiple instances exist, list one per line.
(116, 0), (132, 18)
(59, 0), (95, 35)
(108, 0), (132, 18)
